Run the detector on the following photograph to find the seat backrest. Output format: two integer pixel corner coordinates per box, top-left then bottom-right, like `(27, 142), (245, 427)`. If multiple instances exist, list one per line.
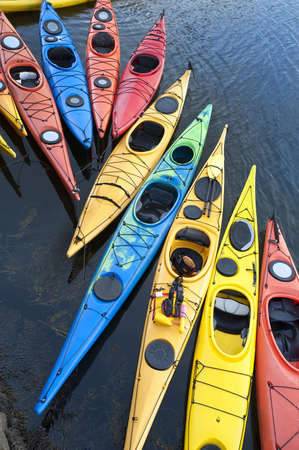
(214, 297), (250, 334)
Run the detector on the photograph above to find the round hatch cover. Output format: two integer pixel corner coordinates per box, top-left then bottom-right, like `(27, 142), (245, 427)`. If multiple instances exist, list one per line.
(195, 176), (221, 202)
(0, 80), (6, 91)
(66, 94), (84, 107)
(40, 130), (62, 145)
(1, 35), (22, 50)
(145, 339), (175, 370)
(43, 20), (62, 35)
(155, 96), (179, 114)
(216, 258), (238, 277)
(93, 275), (122, 301)
(229, 219), (254, 252)
(183, 205), (202, 220)
(268, 260), (295, 282)
(94, 77), (111, 88)
(94, 9), (113, 22)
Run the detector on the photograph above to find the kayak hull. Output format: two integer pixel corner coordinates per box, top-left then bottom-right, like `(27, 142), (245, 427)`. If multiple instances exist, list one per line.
(112, 14), (166, 138)
(0, 65), (26, 136)
(35, 104), (212, 414)
(67, 69), (192, 258)
(124, 126), (227, 450)
(86, 0), (120, 139)
(185, 166), (259, 450)
(39, 1), (93, 148)
(0, 11), (79, 201)
(0, 134), (16, 158)
(1, 0), (90, 13)
(256, 218), (299, 450)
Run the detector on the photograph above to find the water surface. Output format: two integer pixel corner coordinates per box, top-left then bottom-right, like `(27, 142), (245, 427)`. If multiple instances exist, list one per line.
(1, 0), (299, 448)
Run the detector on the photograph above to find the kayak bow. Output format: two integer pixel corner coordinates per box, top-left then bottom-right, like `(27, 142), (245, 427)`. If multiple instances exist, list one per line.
(86, 0), (120, 140)
(256, 217), (299, 450)
(0, 10), (79, 201)
(112, 12), (166, 139)
(39, 0), (93, 148)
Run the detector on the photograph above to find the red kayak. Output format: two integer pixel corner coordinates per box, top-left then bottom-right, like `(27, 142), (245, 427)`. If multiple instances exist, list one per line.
(0, 10), (79, 201)
(112, 12), (166, 139)
(256, 217), (299, 450)
(86, 0), (120, 140)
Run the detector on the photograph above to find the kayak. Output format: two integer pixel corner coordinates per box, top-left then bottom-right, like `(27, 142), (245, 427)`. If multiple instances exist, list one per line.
(256, 217), (299, 450)
(67, 68), (192, 258)
(112, 12), (166, 139)
(0, 134), (16, 158)
(185, 166), (259, 450)
(0, 0), (90, 13)
(124, 126), (227, 450)
(34, 104), (212, 414)
(0, 65), (27, 136)
(39, 0), (93, 148)
(0, 11), (79, 201)
(86, 0), (120, 140)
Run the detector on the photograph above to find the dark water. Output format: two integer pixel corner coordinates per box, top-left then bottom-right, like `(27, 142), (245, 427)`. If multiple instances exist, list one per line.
(1, 0), (299, 448)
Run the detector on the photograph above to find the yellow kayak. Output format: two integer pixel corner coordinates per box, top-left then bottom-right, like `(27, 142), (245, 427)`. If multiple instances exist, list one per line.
(184, 165), (259, 450)
(124, 126), (227, 450)
(0, 66), (26, 136)
(67, 69), (191, 258)
(0, 0), (90, 12)
(0, 134), (16, 158)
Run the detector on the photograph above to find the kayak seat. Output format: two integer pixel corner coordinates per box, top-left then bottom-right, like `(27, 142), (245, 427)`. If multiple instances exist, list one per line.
(48, 47), (76, 68)
(272, 322), (299, 362)
(136, 183), (177, 224)
(131, 54), (159, 74)
(269, 298), (299, 323)
(10, 66), (40, 88)
(214, 298), (250, 335)
(175, 228), (210, 247)
(129, 121), (164, 151)
(170, 247), (203, 276)
(92, 32), (115, 55)
(269, 298), (299, 361)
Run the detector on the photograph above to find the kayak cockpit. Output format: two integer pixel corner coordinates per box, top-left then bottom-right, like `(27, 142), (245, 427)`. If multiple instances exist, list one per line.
(213, 290), (251, 355)
(268, 298), (299, 369)
(135, 182), (177, 224)
(131, 54), (159, 74)
(170, 228), (210, 277)
(92, 32), (115, 55)
(10, 66), (40, 88)
(47, 46), (76, 68)
(129, 121), (164, 152)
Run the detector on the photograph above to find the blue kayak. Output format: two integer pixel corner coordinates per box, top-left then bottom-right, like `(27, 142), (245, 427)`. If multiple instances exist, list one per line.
(39, 0), (93, 148)
(34, 104), (212, 414)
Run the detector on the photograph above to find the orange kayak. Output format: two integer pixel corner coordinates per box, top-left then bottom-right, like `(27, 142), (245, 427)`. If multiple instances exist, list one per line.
(86, 0), (120, 140)
(0, 64), (26, 136)
(0, 10), (79, 201)
(112, 12), (166, 139)
(256, 217), (299, 450)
